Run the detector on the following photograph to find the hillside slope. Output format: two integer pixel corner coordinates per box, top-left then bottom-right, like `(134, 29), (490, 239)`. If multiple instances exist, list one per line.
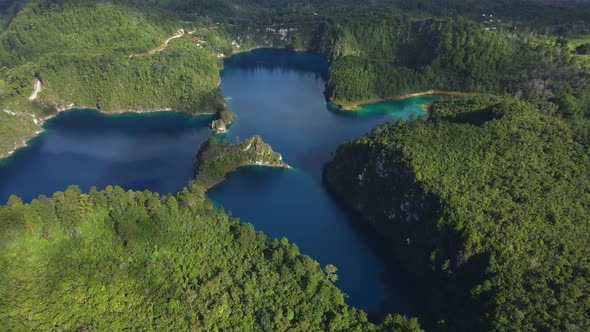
(0, 185), (422, 331)
(324, 96), (590, 330)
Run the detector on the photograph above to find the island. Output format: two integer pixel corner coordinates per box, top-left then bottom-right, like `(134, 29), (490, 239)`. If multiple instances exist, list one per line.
(209, 107), (236, 134)
(194, 135), (290, 189)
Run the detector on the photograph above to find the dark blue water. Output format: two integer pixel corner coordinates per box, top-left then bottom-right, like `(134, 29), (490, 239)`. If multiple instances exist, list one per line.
(208, 49), (434, 316)
(0, 48), (435, 318)
(0, 111), (212, 202)
(217, 49), (432, 179)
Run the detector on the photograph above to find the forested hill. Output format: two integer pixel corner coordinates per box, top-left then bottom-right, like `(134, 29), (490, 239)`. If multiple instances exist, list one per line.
(324, 95), (590, 330)
(319, 17), (590, 112)
(0, 185), (422, 331)
(0, 0), (224, 112)
(1, 1), (590, 331)
(0, 0), (231, 156)
(1, 0), (589, 157)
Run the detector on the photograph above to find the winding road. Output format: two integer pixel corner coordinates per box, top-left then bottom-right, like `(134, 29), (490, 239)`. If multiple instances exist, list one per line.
(129, 27), (209, 58)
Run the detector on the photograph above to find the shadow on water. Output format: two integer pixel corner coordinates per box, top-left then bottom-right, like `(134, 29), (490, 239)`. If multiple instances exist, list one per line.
(320, 182), (430, 322)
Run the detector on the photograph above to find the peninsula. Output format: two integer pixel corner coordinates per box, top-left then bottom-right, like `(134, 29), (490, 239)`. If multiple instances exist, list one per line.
(194, 135), (290, 189)
(333, 90), (479, 111)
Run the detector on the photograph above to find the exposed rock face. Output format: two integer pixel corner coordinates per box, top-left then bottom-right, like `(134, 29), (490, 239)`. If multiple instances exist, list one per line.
(209, 119), (228, 134)
(239, 135), (287, 165)
(209, 107), (235, 134)
(322, 137), (446, 285)
(324, 147), (432, 232)
(194, 135), (289, 189)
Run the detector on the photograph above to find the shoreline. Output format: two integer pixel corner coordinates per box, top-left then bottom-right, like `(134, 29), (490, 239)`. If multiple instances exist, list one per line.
(194, 135), (292, 190)
(204, 163), (292, 191)
(335, 90), (478, 111)
(225, 45), (309, 58)
(2, 46), (302, 160)
(0, 106), (216, 160)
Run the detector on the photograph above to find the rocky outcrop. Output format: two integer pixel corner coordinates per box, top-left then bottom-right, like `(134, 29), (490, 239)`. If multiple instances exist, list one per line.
(209, 107), (235, 134)
(209, 118), (228, 134)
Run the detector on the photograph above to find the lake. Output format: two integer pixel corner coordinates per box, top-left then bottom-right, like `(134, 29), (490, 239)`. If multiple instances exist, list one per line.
(0, 48), (435, 318)
(0, 111), (212, 202)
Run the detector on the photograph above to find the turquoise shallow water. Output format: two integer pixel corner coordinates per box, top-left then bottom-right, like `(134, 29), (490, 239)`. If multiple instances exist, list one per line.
(0, 48), (435, 318)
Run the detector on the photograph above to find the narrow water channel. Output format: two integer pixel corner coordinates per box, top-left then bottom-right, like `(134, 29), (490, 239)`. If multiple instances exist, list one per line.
(209, 48), (434, 316)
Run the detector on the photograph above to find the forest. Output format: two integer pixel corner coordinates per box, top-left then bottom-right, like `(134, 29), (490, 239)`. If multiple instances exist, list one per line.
(0, 185), (422, 331)
(1, 0), (589, 330)
(324, 95), (590, 331)
(1, 0), (589, 157)
(0, 0), (230, 157)
(321, 17), (590, 114)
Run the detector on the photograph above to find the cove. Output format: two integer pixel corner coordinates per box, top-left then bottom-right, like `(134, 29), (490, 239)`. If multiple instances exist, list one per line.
(0, 48), (436, 319)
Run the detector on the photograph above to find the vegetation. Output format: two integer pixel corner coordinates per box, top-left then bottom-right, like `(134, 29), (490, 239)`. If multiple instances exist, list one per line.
(575, 43), (590, 54)
(325, 56), (427, 108)
(209, 107), (236, 134)
(1, 0), (589, 155)
(324, 95), (590, 331)
(194, 135), (289, 189)
(34, 39), (223, 113)
(320, 17), (511, 105)
(0, 0), (238, 157)
(2, 1), (590, 330)
(0, 108), (40, 157)
(321, 17), (590, 110)
(0, 185), (422, 331)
